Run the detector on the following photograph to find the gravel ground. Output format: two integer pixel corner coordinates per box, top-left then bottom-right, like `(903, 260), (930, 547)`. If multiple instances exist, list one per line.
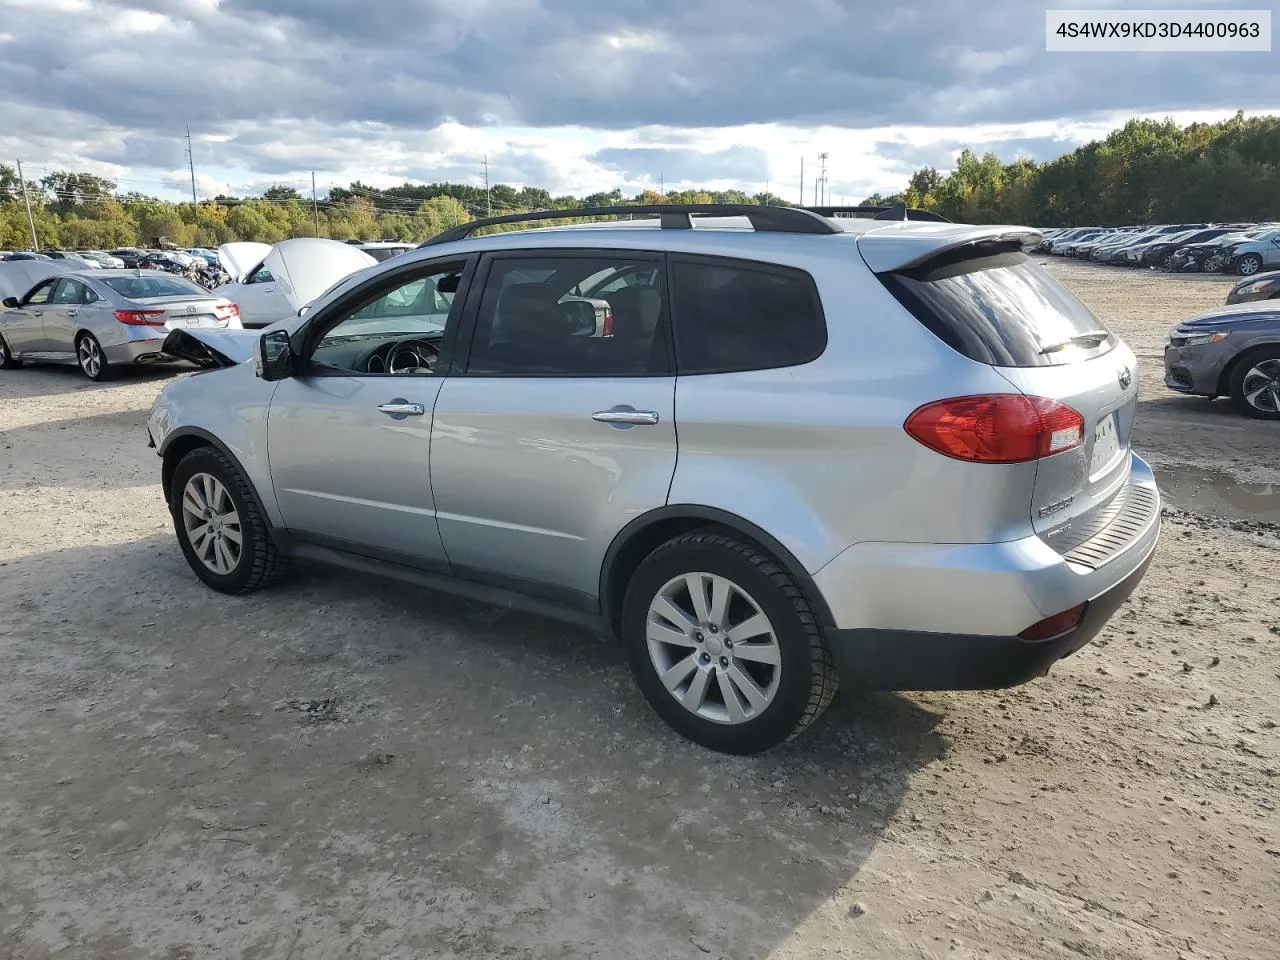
(1, 260), (1277, 960)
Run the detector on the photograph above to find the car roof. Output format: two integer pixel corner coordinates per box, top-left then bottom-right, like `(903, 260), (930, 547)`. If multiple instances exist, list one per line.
(398, 214), (1039, 276)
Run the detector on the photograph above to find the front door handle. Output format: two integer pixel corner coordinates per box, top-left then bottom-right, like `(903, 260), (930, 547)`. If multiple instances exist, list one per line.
(592, 406), (660, 426)
(377, 400), (426, 419)
(31, 310), (42, 317)
(67, 309), (78, 317)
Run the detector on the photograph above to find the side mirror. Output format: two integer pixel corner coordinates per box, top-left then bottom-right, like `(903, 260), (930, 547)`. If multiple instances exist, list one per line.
(254, 329), (295, 381)
(1, 297), (18, 308)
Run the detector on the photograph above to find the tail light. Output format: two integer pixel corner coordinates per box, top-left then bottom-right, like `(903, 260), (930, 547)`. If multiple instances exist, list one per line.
(214, 303), (240, 327)
(1019, 603), (1086, 641)
(114, 309), (167, 326)
(905, 395), (1084, 464)
(602, 307), (613, 337)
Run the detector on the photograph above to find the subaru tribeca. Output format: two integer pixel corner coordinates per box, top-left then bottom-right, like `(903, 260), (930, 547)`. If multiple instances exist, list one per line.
(147, 204), (1160, 754)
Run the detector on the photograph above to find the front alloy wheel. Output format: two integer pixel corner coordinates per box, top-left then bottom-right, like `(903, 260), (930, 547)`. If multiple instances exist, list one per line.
(1238, 254), (1264, 277)
(180, 472), (243, 575)
(1231, 349), (1280, 419)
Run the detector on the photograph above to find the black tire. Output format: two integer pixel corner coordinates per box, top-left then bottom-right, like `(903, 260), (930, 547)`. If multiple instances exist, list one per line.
(0, 333), (20, 370)
(169, 446), (289, 594)
(1237, 254), (1264, 277)
(622, 529), (838, 754)
(75, 332), (113, 381)
(1160, 254), (1175, 271)
(1227, 345), (1280, 420)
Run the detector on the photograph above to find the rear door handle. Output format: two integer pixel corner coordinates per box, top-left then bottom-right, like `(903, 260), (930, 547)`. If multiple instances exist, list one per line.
(377, 401), (425, 419)
(592, 406), (659, 426)
(67, 309), (78, 317)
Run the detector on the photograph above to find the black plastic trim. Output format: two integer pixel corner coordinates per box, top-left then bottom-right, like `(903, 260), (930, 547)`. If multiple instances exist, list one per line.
(286, 540), (606, 633)
(419, 204), (842, 246)
(827, 549), (1154, 690)
(599, 505), (837, 631)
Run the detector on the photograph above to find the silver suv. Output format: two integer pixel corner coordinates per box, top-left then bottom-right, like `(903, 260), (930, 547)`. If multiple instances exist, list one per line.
(147, 204), (1160, 754)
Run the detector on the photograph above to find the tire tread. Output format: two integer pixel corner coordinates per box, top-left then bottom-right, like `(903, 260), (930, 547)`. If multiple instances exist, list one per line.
(173, 445), (288, 593)
(641, 528), (838, 744)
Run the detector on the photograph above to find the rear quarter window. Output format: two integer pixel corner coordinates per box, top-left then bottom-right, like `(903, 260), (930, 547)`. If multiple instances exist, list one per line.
(669, 258), (826, 374)
(879, 251), (1113, 367)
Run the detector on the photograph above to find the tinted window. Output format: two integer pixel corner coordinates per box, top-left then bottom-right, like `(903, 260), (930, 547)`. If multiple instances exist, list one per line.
(247, 264), (273, 283)
(466, 256), (669, 377)
(102, 276), (207, 299)
(881, 251), (1112, 368)
(669, 259), (826, 374)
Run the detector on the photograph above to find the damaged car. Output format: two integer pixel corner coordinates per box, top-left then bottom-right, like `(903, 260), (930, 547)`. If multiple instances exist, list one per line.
(215, 238), (377, 328)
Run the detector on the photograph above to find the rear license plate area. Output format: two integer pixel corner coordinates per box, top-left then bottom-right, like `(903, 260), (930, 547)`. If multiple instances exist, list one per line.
(1090, 413), (1120, 474)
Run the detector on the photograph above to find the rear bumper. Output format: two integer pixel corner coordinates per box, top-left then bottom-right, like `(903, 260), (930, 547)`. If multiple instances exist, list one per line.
(828, 550), (1154, 689)
(812, 454), (1161, 690)
(102, 336), (184, 365)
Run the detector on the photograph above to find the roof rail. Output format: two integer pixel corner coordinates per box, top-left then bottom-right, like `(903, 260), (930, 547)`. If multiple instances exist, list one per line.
(419, 203), (843, 247)
(806, 204), (952, 223)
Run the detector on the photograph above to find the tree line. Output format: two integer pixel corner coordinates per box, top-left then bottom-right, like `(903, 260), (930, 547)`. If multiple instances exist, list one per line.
(3, 111), (1277, 250)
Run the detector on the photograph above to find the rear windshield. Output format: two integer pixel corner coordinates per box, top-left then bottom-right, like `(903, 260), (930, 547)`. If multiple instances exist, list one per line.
(102, 276), (207, 299)
(880, 251), (1113, 367)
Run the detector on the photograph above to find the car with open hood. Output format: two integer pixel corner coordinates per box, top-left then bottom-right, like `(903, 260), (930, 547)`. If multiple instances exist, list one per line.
(0, 263), (242, 380)
(215, 238), (378, 328)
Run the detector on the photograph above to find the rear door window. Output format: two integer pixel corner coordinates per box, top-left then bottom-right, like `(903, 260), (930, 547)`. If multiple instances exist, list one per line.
(880, 250), (1113, 367)
(668, 257), (826, 374)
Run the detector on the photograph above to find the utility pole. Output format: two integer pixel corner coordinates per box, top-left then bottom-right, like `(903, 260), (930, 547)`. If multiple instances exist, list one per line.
(799, 157), (804, 206)
(15, 158), (38, 250)
(185, 126), (198, 204)
(764, 178), (769, 204)
(659, 173), (664, 196)
(483, 155), (490, 217)
(818, 152), (829, 207)
(311, 172), (321, 237)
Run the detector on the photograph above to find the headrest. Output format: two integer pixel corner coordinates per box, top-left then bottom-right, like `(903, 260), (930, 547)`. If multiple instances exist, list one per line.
(496, 283), (565, 341)
(606, 285), (662, 336)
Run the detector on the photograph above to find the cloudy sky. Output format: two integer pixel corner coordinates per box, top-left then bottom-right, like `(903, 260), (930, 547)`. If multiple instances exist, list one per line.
(0, 0), (1276, 203)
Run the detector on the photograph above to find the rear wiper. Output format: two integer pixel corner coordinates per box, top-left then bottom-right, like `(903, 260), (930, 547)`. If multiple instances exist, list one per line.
(1039, 330), (1110, 355)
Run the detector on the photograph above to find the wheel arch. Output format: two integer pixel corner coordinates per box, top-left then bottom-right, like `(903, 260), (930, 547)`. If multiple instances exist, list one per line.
(598, 505), (837, 637)
(160, 427), (255, 507)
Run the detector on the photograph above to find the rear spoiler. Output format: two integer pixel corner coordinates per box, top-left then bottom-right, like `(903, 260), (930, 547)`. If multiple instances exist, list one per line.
(857, 227), (1043, 274)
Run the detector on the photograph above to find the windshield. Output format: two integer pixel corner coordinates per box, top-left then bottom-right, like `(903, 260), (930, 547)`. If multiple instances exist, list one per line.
(102, 276), (208, 299)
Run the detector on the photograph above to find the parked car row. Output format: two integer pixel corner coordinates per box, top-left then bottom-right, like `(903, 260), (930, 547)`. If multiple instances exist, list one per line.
(1039, 223), (1280, 286)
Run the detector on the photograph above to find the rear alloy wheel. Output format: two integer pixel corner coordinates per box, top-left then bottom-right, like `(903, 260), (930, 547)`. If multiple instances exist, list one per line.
(76, 332), (112, 381)
(1229, 346), (1280, 420)
(623, 530), (838, 754)
(1237, 254), (1264, 277)
(1160, 254), (1175, 271)
(0, 334), (20, 370)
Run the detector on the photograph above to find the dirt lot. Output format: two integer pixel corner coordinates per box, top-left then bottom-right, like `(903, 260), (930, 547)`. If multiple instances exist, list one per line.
(1, 260), (1277, 960)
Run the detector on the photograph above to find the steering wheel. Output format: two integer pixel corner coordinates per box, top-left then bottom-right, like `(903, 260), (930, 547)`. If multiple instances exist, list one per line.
(386, 339), (439, 375)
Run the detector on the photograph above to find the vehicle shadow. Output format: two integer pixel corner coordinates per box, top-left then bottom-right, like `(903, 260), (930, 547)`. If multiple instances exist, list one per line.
(0, 407), (160, 491)
(0, 362), (182, 399)
(1, 532), (947, 960)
